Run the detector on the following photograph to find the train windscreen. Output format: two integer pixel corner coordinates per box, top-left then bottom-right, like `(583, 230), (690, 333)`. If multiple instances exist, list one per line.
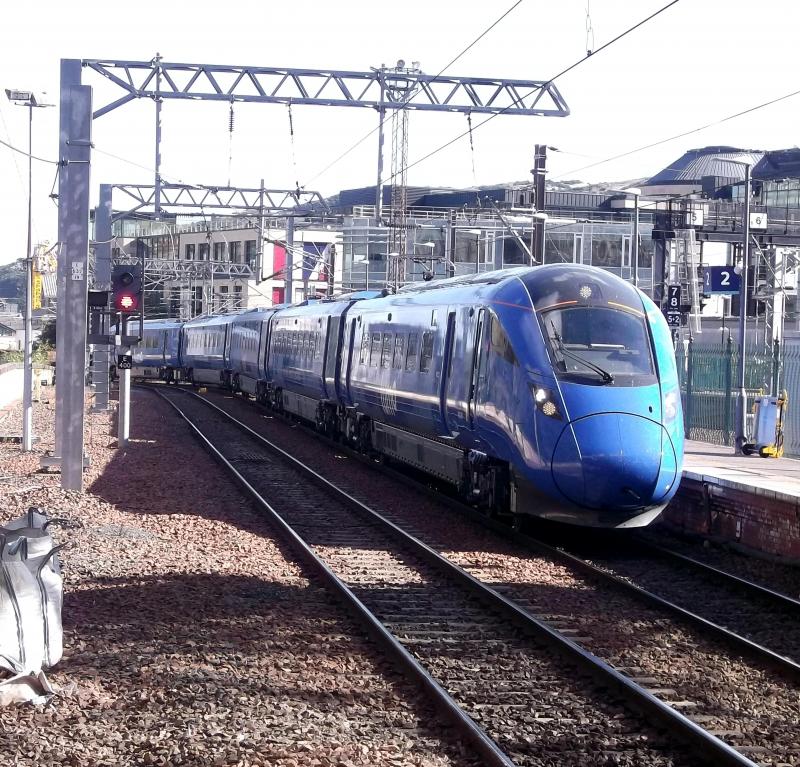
(542, 306), (655, 386)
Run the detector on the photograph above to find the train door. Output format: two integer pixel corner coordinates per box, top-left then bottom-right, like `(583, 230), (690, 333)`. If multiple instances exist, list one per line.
(467, 308), (487, 429)
(343, 316), (358, 405)
(323, 315), (341, 400)
(439, 310), (457, 436)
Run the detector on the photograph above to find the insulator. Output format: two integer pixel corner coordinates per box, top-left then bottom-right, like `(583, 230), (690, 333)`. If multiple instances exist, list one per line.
(228, 104), (235, 133)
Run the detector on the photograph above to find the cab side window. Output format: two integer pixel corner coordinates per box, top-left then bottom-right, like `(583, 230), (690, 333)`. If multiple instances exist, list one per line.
(490, 316), (518, 365)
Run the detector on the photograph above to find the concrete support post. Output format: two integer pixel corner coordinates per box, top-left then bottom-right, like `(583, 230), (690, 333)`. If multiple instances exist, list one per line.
(118, 318), (130, 447)
(375, 73), (386, 223)
(256, 178), (265, 285)
(735, 163), (752, 454)
(118, 365), (130, 446)
(22, 104), (34, 451)
(55, 59), (93, 491)
(154, 54), (163, 221)
(92, 184), (113, 411)
(632, 192), (640, 289)
(285, 216), (295, 303)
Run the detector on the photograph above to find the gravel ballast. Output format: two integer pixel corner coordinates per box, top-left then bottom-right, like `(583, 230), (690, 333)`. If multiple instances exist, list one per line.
(0, 393), (472, 767)
(203, 388), (800, 765)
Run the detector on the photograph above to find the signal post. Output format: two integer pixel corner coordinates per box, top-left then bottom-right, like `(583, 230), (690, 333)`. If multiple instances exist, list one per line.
(110, 264), (143, 448)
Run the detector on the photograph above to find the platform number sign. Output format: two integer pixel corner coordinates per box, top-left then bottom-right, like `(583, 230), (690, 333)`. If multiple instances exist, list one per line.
(702, 266), (741, 295)
(664, 285), (683, 328)
(749, 212), (768, 231)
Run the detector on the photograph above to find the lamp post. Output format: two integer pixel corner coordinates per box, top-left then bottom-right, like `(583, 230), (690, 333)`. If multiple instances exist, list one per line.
(608, 187), (641, 286)
(625, 188), (641, 288)
(735, 162), (752, 454)
(5, 89), (52, 452)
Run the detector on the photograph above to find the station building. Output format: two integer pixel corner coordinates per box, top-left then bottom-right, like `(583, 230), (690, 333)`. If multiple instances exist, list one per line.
(110, 216), (342, 319)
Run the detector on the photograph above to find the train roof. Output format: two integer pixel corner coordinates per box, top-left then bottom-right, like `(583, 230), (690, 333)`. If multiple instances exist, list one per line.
(183, 312), (243, 328)
(378, 264), (647, 314)
(229, 306), (281, 323)
(139, 318), (184, 330)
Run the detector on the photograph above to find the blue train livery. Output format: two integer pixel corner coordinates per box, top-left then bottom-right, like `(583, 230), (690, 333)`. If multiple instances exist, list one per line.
(126, 266), (683, 528)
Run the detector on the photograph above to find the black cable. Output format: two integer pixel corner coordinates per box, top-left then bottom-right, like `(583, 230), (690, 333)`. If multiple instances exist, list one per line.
(0, 136), (58, 165)
(304, 0), (527, 186)
(555, 88), (800, 179)
(396, 0), (682, 181)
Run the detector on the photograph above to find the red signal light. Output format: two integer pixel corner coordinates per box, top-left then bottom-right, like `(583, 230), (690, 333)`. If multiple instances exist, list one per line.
(116, 293), (137, 312)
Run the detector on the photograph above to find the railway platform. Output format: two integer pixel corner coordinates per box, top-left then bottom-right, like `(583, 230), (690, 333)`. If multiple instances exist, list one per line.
(683, 440), (800, 504)
(664, 441), (800, 561)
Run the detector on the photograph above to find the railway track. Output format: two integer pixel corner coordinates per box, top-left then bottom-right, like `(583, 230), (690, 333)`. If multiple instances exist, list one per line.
(189, 385), (800, 765)
(560, 538), (800, 665)
(147, 385), (765, 766)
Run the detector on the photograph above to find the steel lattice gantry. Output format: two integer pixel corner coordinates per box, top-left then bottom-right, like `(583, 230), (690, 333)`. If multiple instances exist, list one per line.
(55, 56), (570, 491)
(86, 59), (570, 119)
(110, 183), (326, 220)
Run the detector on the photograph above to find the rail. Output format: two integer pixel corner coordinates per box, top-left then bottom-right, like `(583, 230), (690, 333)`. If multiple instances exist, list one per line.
(147, 384), (759, 767)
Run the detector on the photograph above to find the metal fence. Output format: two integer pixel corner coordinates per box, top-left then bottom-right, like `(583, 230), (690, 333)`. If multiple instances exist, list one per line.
(677, 340), (781, 448)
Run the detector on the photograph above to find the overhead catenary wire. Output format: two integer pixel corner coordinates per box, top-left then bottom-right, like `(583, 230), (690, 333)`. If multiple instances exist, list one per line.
(0, 136), (59, 165)
(554, 85), (800, 179)
(393, 0), (682, 182)
(303, 0), (527, 187)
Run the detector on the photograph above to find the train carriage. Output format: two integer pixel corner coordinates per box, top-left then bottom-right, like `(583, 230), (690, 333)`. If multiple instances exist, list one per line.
(130, 320), (184, 382)
(181, 314), (240, 386)
(162, 264), (683, 529)
(228, 308), (279, 396)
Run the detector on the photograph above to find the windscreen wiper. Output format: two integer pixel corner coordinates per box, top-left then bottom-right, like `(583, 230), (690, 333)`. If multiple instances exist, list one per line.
(549, 321), (614, 384)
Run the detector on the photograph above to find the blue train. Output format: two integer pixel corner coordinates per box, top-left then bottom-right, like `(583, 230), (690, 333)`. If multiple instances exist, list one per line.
(129, 264), (684, 528)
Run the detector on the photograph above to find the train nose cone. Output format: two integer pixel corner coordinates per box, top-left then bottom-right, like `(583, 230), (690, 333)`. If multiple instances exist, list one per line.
(551, 413), (677, 509)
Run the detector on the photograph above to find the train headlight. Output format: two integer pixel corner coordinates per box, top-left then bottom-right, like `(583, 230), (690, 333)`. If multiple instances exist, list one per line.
(663, 389), (679, 422)
(532, 386), (562, 420)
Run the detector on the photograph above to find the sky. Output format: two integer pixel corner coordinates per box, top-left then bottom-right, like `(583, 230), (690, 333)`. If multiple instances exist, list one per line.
(1, 0), (799, 266)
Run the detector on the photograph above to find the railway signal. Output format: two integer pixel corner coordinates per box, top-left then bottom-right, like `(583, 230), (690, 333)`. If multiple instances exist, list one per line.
(111, 264), (142, 314)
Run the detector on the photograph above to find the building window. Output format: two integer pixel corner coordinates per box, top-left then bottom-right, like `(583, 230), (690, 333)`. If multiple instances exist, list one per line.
(213, 242), (226, 261)
(199, 243), (209, 261)
(245, 240), (257, 268)
(234, 284), (243, 309)
(192, 286), (203, 316)
(591, 236), (623, 268)
(229, 241), (241, 264)
(185, 243), (195, 261)
(544, 233), (575, 264)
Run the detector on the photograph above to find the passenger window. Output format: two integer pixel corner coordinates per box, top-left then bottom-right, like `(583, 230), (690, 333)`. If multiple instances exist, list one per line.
(405, 333), (419, 371)
(359, 329), (370, 365)
(420, 331), (434, 373)
(490, 316), (518, 365)
(381, 333), (392, 369)
(370, 332), (381, 367)
(392, 334), (405, 369)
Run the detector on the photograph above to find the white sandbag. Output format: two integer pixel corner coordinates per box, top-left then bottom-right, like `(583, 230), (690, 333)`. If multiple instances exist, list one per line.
(0, 671), (53, 706)
(0, 509), (64, 677)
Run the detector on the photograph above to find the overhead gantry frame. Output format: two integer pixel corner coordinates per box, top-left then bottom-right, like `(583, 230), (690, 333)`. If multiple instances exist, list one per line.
(55, 56), (570, 490)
